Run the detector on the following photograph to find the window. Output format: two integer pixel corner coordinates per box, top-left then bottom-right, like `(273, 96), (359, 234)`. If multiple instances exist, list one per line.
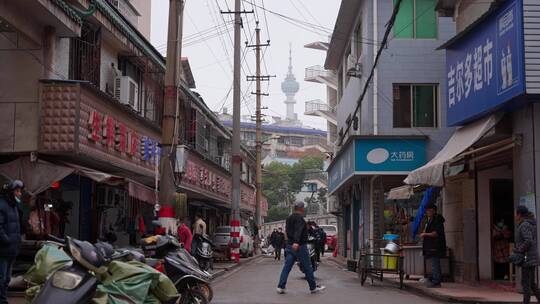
(354, 23), (362, 58)
(290, 136), (303, 146)
(393, 84), (438, 128)
(393, 0), (437, 39)
(70, 23), (101, 86)
(242, 131), (256, 141)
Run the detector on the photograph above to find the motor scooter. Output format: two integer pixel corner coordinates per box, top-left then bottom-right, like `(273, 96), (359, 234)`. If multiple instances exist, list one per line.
(32, 235), (129, 303)
(193, 234), (214, 272)
(143, 235), (213, 303)
(297, 236), (318, 273)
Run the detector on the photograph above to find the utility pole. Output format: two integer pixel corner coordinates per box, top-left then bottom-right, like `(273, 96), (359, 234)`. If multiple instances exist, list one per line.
(159, 0), (184, 224)
(229, 0), (244, 263)
(247, 24), (270, 240)
(221, 1), (253, 262)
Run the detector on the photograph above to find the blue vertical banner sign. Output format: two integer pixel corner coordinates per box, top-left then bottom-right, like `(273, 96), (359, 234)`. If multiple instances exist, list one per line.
(446, 0), (525, 126)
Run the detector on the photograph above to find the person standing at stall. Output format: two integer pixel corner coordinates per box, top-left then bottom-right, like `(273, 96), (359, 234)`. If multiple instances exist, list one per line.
(0, 180), (23, 304)
(420, 203), (446, 288)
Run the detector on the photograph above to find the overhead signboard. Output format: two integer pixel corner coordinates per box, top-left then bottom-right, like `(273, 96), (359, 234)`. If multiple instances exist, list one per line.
(445, 0), (525, 126)
(354, 138), (426, 174)
(328, 138), (426, 194)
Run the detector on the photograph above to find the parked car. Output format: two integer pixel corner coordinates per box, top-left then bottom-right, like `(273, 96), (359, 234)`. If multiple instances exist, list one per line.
(212, 226), (254, 258)
(319, 225), (338, 251)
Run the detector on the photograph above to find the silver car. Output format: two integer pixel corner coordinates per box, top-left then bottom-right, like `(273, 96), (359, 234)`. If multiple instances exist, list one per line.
(212, 226), (254, 258)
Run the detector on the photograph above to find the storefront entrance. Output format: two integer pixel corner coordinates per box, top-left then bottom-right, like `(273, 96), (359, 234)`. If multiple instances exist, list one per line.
(490, 179), (513, 281)
(478, 166), (513, 280)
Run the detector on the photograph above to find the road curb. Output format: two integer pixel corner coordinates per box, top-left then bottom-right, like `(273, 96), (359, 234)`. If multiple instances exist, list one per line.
(382, 276), (530, 304)
(327, 256), (527, 304)
(211, 254), (264, 281)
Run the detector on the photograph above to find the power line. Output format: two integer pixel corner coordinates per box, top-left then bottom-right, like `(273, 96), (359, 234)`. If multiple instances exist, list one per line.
(242, 0), (380, 46)
(260, 0), (271, 41)
(296, 0), (324, 28)
(186, 13), (232, 81)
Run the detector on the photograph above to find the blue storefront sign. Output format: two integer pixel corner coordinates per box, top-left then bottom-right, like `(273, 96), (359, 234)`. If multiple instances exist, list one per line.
(446, 0), (525, 126)
(328, 138), (426, 194)
(328, 140), (355, 194)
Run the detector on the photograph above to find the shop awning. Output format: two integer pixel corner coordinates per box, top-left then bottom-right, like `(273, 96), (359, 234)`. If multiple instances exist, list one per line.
(404, 114), (501, 186)
(0, 157), (74, 196)
(387, 185), (414, 200)
(128, 181), (157, 205)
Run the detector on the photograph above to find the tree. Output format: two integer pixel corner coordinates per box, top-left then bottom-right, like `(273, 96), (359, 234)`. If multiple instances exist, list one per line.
(317, 187), (328, 214)
(262, 156), (326, 210)
(266, 206), (290, 222)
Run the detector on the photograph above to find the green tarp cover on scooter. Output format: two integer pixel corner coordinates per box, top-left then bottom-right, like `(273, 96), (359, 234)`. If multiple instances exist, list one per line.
(24, 243), (72, 303)
(125, 260), (179, 302)
(24, 243), (72, 285)
(92, 260), (178, 304)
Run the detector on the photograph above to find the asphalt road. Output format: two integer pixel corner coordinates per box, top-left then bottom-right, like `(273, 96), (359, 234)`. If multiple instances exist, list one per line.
(211, 255), (446, 304)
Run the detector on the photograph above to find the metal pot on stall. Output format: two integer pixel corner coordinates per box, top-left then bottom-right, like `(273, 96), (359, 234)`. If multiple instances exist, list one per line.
(384, 241), (400, 254)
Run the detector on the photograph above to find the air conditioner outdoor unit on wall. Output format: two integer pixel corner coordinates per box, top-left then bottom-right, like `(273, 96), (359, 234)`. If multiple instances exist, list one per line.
(114, 76), (139, 110)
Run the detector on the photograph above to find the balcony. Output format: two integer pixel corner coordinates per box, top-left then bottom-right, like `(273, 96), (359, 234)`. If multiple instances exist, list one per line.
(304, 100), (337, 126)
(305, 65), (337, 90)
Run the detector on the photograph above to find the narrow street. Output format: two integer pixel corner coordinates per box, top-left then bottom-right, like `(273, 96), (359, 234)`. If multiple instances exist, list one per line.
(212, 255), (445, 304)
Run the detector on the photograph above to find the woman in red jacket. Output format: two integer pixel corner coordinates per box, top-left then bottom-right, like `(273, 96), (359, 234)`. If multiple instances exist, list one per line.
(177, 217), (193, 252)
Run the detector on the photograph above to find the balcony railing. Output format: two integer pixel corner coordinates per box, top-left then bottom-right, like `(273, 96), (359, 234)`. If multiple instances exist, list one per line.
(305, 100), (333, 113)
(305, 65), (333, 79)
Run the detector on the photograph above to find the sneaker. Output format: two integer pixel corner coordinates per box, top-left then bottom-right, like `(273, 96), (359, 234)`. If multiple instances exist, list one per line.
(276, 288), (286, 294)
(310, 285), (326, 294)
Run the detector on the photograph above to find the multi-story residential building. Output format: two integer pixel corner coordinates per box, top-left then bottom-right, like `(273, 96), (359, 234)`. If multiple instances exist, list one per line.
(0, 0), (265, 248)
(325, 0), (455, 264)
(403, 0), (540, 284)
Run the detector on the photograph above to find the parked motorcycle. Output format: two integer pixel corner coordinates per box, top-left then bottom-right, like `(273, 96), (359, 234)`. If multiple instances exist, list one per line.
(193, 234), (214, 272)
(297, 236), (318, 273)
(31, 235), (130, 303)
(143, 235), (213, 303)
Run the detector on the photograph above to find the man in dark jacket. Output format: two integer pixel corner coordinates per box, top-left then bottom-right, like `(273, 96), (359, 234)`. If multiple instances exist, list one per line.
(511, 205), (540, 304)
(420, 203), (446, 288)
(0, 180), (23, 303)
(277, 202), (325, 294)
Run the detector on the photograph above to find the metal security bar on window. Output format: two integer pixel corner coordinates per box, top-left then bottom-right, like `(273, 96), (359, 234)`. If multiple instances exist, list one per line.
(69, 24), (101, 87)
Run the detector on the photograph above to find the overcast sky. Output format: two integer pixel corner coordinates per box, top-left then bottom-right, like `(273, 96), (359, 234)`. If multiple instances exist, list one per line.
(150, 0), (340, 130)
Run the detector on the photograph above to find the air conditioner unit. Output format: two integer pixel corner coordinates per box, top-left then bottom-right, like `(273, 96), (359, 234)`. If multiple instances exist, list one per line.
(221, 154), (230, 170)
(174, 145), (188, 173)
(114, 76), (139, 110)
(347, 54), (357, 71)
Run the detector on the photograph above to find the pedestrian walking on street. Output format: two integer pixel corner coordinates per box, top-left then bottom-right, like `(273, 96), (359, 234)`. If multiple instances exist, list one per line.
(277, 202), (325, 294)
(0, 180), (23, 304)
(420, 203), (446, 288)
(510, 205), (540, 304)
(177, 217), (193, 253)
(273, 228), (285, 261)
